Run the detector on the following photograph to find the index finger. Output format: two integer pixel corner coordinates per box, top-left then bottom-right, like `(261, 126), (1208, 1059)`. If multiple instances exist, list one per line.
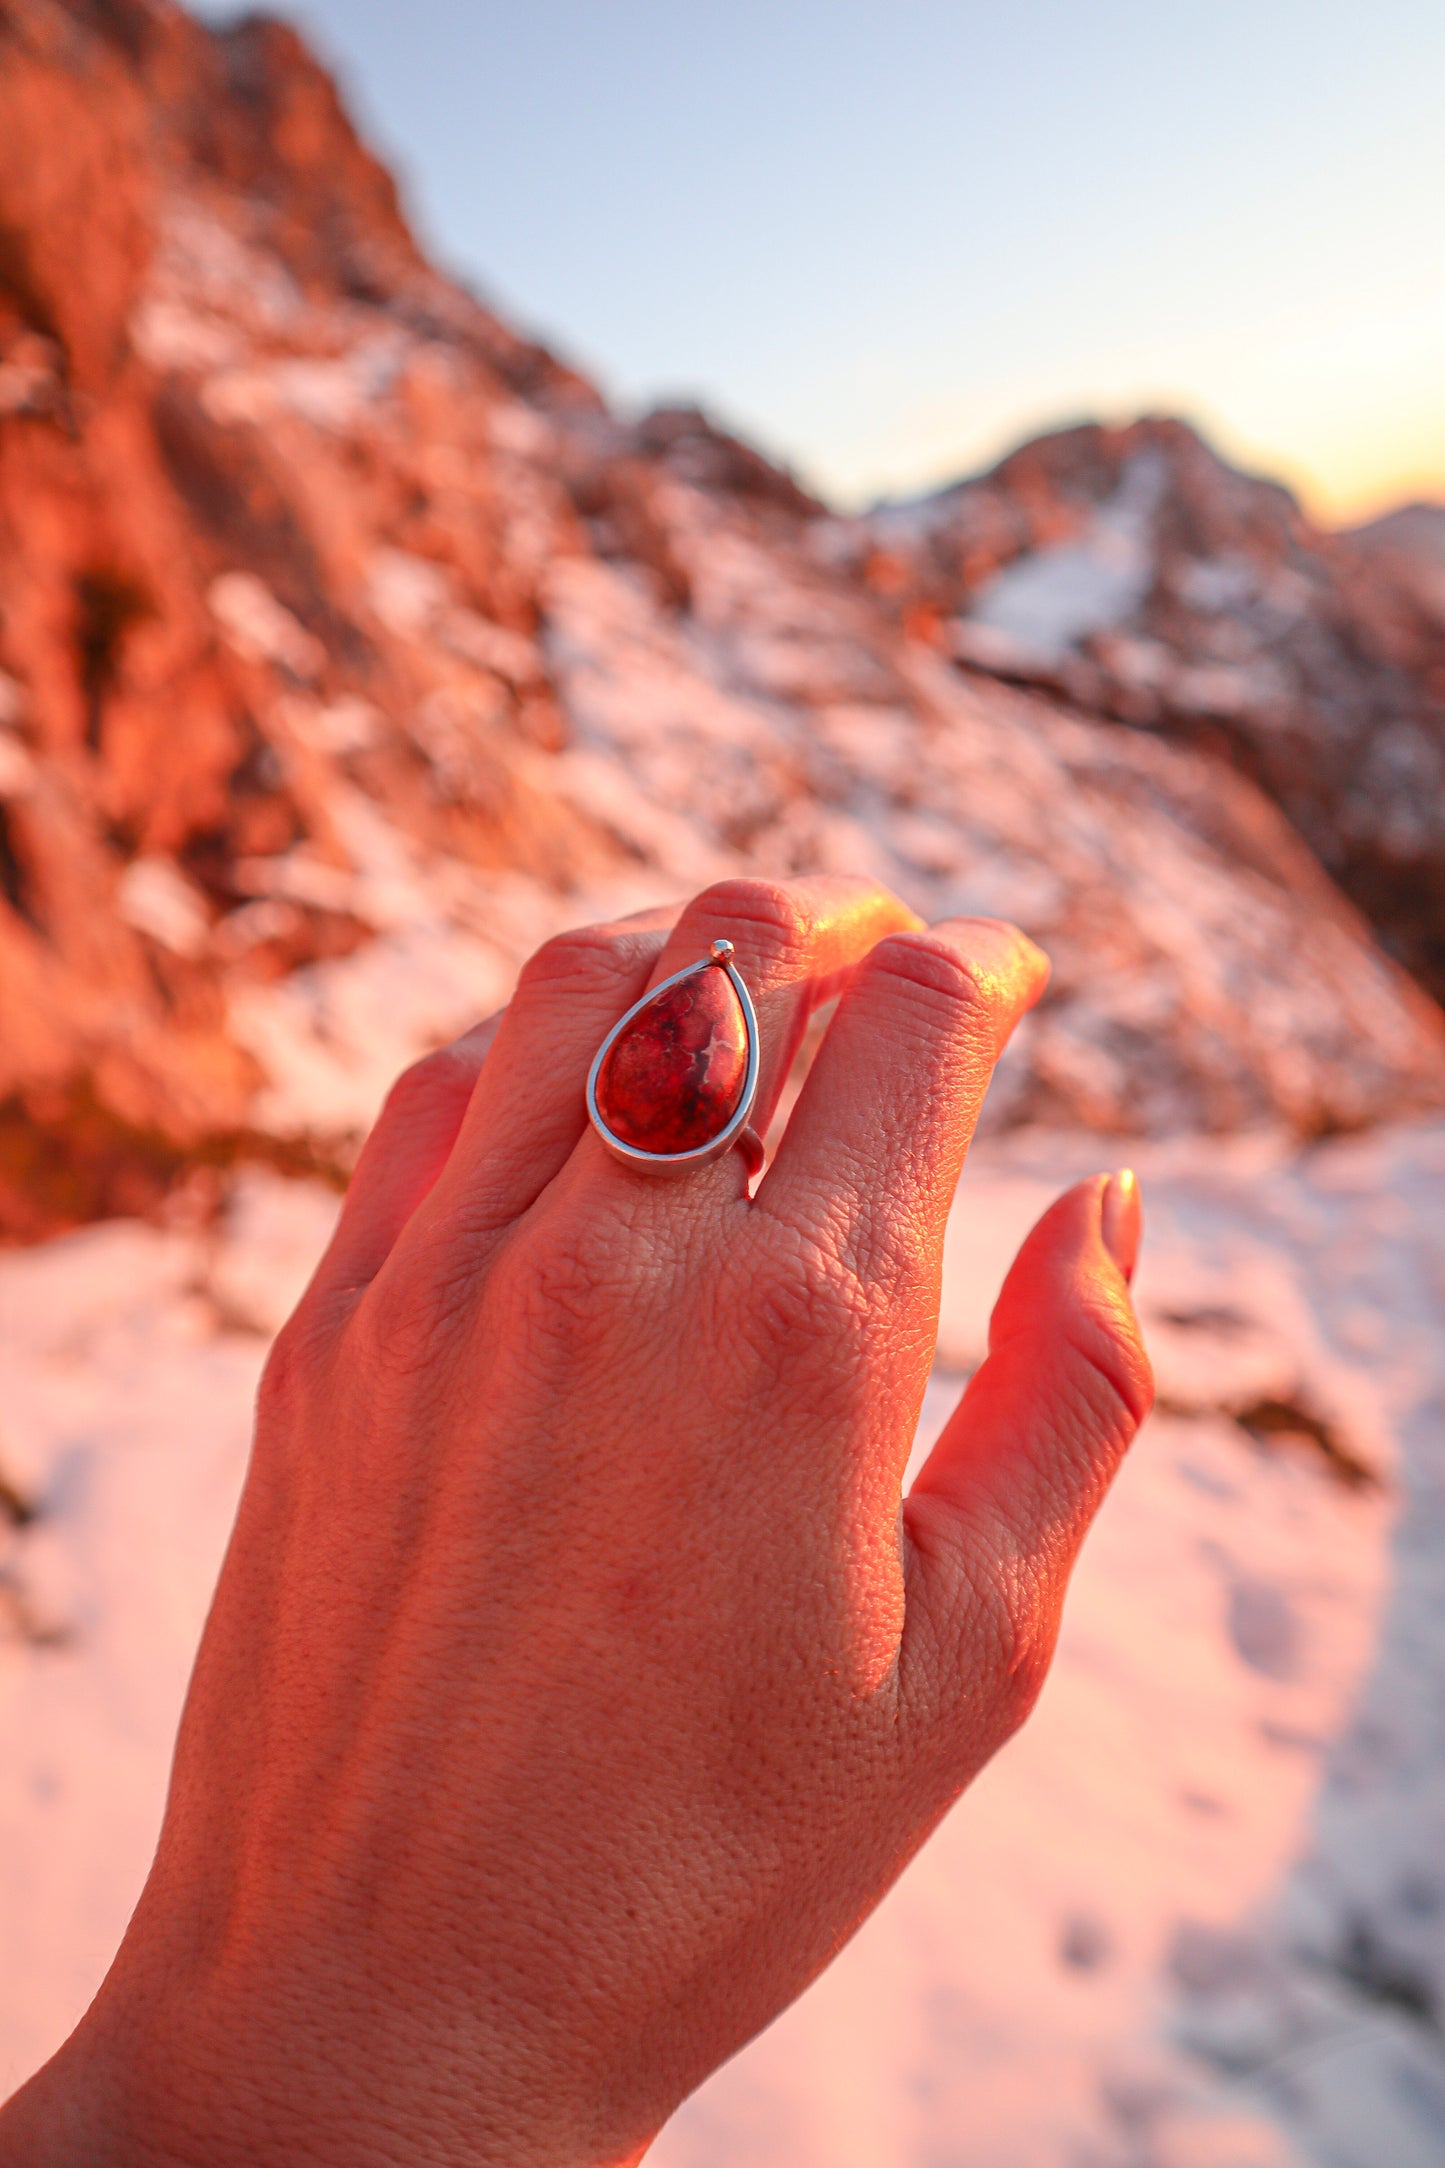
(759, 917), (1049, 1268)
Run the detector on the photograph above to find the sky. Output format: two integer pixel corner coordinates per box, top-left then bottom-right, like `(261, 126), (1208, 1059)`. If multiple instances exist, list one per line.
(196, 0), (1445, 523)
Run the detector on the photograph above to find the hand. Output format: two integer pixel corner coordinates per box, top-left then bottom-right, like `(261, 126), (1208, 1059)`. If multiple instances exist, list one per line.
(1, 876), (1151, 2168)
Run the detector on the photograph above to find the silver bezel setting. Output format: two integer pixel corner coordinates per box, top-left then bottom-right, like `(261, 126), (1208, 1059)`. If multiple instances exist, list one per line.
(585, 940), (760, 1173)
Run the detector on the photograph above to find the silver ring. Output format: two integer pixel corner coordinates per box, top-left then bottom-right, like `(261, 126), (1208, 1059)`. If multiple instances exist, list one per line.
(587, 938), (761, 1174)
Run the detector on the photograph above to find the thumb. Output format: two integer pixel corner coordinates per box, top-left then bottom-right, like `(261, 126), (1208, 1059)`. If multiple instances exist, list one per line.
(900, 1172), (1153, 1763)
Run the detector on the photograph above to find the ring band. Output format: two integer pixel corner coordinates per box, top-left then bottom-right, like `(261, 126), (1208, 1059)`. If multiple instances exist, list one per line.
(587, 939), (761, 1174)
(734, 1125), (766, 1180)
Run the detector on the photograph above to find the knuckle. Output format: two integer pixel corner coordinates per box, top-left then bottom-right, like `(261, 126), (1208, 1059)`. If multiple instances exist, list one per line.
(344, 1233), (480, 1383)
(744, 1236), (871, 1352)
(492, 1217), (643, 1362)
(849, 1199), (933, 1307)
(903, 1505), (1061, 1767)
(688, 877), (814, 963)
(957, 1533), (1058, 1738)
(521, 1241), (617, 1335)
(794, 1185), (934, 1319)
(516, 922), (654, 1001)
(1064, 1305), (1156, 1436)
(255, 1310), (322, 1429)
(347, 1274), (448, 1386)
(869, 930), (1005, 1041)
(382, 1041), (479, 1123)
(984, 1571), (1057, 1733)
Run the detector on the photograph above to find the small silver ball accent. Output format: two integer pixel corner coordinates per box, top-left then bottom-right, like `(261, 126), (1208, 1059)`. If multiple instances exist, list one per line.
(711, 938), (735, 962)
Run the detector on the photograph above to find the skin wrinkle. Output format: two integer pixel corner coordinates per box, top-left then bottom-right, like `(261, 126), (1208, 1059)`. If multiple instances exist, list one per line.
(515, 923), (673, 999)
(869, 930), (1020, 1026)
(671, 877), (826, 964)
(0, 876), (1152, 2168)
(1056, 1310), (1156, 1435)
(907, 1573), (1047, 1779)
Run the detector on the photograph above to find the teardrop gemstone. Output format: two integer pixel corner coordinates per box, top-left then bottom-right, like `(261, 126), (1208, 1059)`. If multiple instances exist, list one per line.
(595, 965), (749, 1154)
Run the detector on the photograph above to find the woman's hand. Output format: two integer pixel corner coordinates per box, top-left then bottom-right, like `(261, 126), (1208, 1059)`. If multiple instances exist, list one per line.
(2, 876), (1151, 2168)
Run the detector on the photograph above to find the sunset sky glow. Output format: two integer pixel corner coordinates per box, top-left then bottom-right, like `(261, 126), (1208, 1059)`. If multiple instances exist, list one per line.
(201, 0), (1445, 523)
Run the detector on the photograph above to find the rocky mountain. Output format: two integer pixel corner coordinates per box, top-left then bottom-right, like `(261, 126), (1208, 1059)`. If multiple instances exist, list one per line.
(1349, 501), (1445, 632)
(1, 0), (1443, 1239)
(864, 420), (1445, 1002)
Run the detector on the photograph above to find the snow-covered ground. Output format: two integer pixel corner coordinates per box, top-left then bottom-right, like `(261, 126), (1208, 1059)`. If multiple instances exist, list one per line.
(3, 1126), (1445, 2166)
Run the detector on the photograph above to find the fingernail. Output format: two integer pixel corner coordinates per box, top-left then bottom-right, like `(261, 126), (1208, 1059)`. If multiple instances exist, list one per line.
(1100, 1169), (1141, 1284)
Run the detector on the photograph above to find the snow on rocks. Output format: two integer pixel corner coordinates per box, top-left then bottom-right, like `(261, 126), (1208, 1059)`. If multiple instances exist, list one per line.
(1, 9), (1443, 1239)
(864, 418), (1445, 1007)
(540, 535), (1445, 1138)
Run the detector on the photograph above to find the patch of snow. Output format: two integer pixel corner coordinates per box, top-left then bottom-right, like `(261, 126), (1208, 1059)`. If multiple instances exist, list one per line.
(0, 355), (59, 418)
(268, 348), (397, 429)
(367, 548), (452, 637)
(1170, 663), (1289, 722)
(1174, 559), (1259, 616)
(202, 342), (409, 433)
(0, 1223), (263, 2095)
(1261, 570), (1315, 620)
(116, 857), (211, 959)
(442, 611), (544, 684)
(228, 921), (513, 1137)
(231, 850), (360, 918)
(157, 202), (302, 331)
(204, 1172), (341, 1337)
(128, 295), (241, 373)
(1093, 632), (1178, 694)
(965, 449), (1167, 662)
(208, 573), (325, 682)
(949, 618), (1057, 675)
(485, 399), (557, 460)
(279, 694), (384, 757)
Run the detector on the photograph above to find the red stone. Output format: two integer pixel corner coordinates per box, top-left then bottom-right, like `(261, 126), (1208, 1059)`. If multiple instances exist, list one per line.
(595, 965), (749, 1153)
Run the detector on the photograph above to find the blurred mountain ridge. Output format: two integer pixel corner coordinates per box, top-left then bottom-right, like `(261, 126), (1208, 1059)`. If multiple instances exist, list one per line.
(0, 0), (1443, 1238)
(862, 417), (1445, 1001)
